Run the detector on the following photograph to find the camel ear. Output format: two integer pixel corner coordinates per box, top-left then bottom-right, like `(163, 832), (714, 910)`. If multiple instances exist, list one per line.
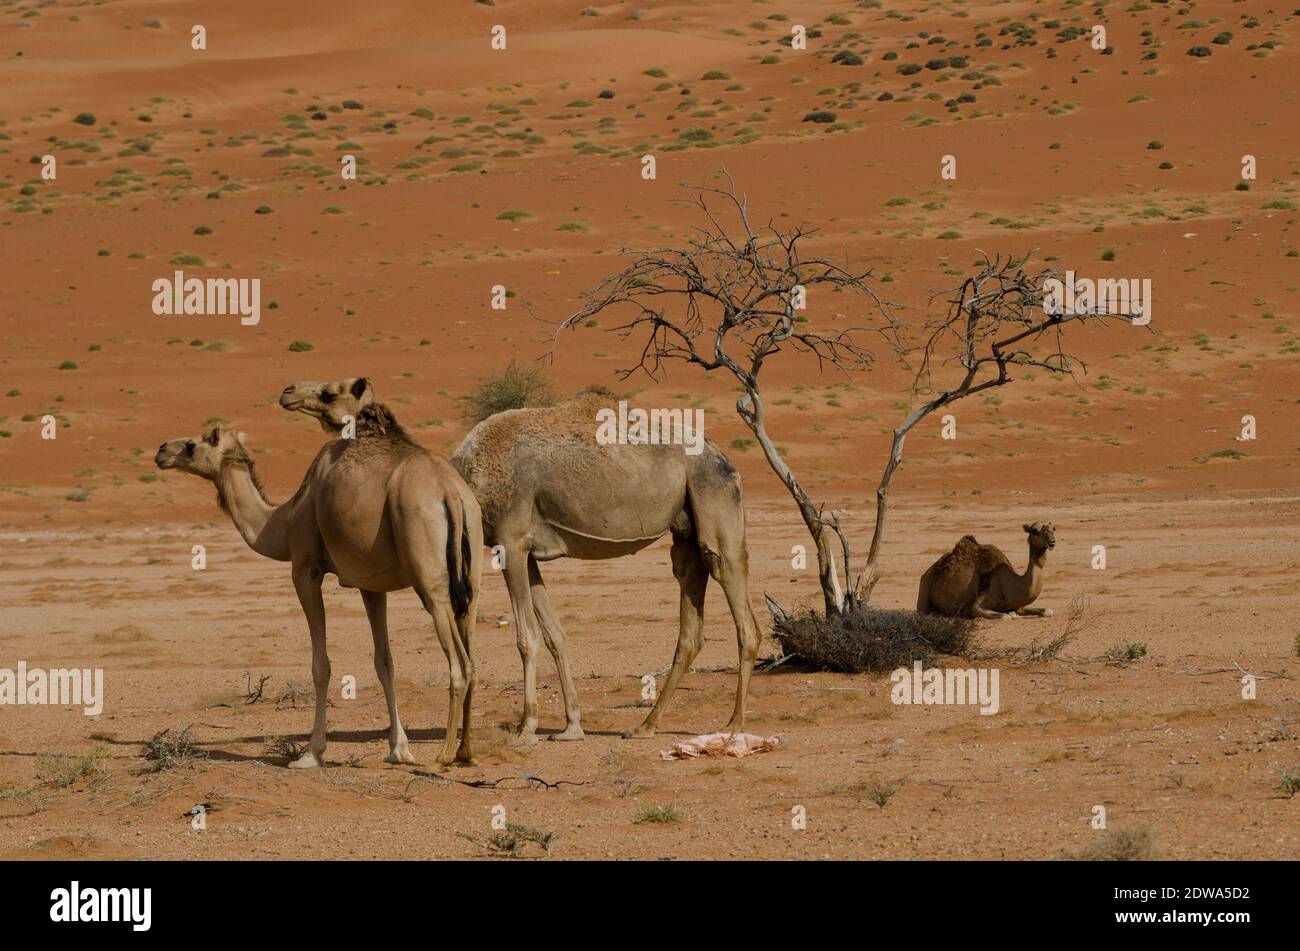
(1023, 522), (1035, 533)
(351, 377), (370, 399)
(236, 431), (247, 447)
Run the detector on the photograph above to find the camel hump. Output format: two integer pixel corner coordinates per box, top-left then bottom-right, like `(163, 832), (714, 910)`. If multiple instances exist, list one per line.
(950, 535), (983, 562)
(948, 535), (1011, 574)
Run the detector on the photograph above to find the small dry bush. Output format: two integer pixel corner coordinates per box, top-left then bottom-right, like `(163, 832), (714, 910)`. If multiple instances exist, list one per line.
(771, 604), (976, 673)
(36, 750), (108, 787)
(974, 595), (1090, 664)
(1281, 770), (1300, 798)
(144, 725), (204, 771)
(478, 823), (554, 857)
(1071, 826), (1158, 861)
(265, 735), (306, 762)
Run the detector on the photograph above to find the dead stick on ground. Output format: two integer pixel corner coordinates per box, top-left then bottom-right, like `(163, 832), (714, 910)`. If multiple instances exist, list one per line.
(405, 770), (586, 794)
(1181, 662), (1292, 680)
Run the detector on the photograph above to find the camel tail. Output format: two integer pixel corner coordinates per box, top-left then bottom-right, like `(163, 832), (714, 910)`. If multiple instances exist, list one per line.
(445, 497), (473, 619)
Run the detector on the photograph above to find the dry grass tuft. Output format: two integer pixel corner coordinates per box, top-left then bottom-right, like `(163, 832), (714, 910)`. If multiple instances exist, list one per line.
(265, 735), (307, 762)
(633, 803), (683, 824)
(460, 822), (555, 858)
(1070, 826), (1158, 861)
(35, 749), (109, 787)
(144, 725), (204, 771)
(971, 595), (1093, 665)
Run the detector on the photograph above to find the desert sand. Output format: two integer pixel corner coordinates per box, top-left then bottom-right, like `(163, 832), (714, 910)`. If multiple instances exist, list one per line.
(0, 0), (1297, 859)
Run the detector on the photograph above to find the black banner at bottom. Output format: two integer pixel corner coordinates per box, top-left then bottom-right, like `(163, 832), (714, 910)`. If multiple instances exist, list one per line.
(2, 859), (1283, 937)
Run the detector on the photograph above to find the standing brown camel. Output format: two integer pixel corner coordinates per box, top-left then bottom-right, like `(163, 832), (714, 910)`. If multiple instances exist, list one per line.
(277, 381), (763, 743)
(155, 419), (481, 767)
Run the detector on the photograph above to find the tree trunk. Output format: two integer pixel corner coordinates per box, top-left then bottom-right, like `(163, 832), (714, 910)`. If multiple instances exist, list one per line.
(738, 389), (844, 616)
(860, 427), (906, 603)
(860, 389), (967, 603)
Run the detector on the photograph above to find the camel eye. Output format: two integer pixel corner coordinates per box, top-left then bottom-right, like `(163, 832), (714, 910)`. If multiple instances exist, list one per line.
(320, 390), (336, 404)
(185, 441), (195, 454)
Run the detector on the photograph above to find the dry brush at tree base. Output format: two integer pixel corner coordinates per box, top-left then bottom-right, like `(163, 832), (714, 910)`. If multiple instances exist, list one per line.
(767, 594), (1088, 673)
(768, 603), (977, 673)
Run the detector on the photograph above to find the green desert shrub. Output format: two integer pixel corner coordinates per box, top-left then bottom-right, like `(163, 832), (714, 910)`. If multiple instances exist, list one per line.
(457, 358), (556, 423)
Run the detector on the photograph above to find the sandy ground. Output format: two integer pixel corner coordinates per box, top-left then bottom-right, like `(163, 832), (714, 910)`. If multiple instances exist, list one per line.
(1, 0), (1298, 858)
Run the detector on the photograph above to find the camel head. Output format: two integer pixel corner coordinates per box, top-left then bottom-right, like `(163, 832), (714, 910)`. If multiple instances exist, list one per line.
(155, 427), (247, 479)
(1022, 521), (1057, 552)
(279, 377), (374, 432)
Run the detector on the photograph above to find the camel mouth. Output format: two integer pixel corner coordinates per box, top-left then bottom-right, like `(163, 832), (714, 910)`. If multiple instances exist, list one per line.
(154, 453), (175, 469)
(278, 395), (306, 412)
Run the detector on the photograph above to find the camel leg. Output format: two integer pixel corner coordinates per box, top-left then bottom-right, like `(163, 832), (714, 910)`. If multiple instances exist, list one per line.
(415, 585), (470, 766)
(393, 500), (475, 765)
(528, 557), (584, 741)
(289, 565), (330, 769)
(627, 533), (708, 739)
(360, 589), (413, 764)
(971, 595), (1016, 620)
(454, 589), (477, 765)
(683, 482), (762, 734)
(711, 542), (762, 734)
(434, 600), (472, 766)
(501, 547), (541, 744)
(1016, 606), (1053, 618)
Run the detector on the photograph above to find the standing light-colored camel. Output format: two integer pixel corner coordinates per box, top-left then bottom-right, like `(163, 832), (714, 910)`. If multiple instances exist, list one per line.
(916, 521), (1057, 619)
(454, 392), (763, 743)
(278, 381), (763, 743)
(155, 418), (481, 767)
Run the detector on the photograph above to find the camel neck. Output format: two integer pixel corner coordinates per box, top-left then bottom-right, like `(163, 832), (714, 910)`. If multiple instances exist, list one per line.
(1021, 543), (1048, 593)
(215, 461), (290, 561)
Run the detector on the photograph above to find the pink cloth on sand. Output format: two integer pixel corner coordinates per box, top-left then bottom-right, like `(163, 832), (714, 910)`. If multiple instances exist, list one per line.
(660, 732), (782, 760)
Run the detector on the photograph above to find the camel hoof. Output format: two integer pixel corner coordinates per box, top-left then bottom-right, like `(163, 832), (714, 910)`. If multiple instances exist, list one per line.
(507, 731), (539, 747)
(385, 746), (416, 765)
(456, 752), (478, 767)
(1041, 608), (1054, 618)
(1002, 612), (1018, 620)
(287, 750), (322, 769)
(622, 726), (655, 740)
(548, 725), (585, 742)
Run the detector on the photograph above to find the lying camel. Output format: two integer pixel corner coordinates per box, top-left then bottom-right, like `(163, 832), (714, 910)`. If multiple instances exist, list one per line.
(155, 419), (481, 767)
(916, 521), (1056, 619)
(278, 379), (763, 743)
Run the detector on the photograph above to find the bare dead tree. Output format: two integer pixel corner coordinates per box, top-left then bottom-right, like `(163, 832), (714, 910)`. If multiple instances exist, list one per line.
(553, 173), (1140, 618)
(554, 170), (898, 616)
(856, 252), (1142, 601)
